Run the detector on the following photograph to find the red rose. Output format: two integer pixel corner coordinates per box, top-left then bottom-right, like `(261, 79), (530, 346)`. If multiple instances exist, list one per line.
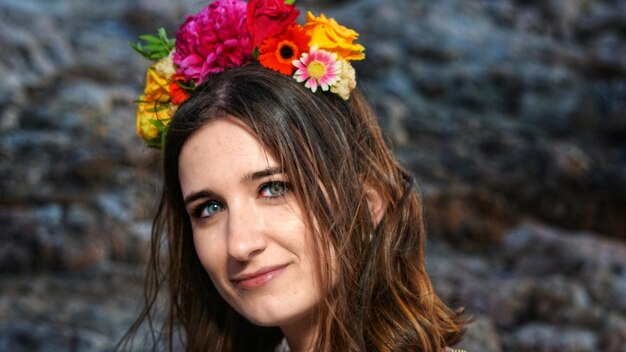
(247, 0), (299, 48)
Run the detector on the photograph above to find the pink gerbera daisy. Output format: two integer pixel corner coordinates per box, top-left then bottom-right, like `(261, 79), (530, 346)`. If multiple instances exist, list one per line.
(292, 45), (341, 93)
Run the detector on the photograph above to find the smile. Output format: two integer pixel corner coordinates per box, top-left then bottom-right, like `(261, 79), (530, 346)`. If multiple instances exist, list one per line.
(231, 264), (289, 290)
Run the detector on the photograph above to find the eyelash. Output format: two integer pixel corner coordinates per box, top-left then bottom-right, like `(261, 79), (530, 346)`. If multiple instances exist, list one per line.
(190, 181), (290, 219)
(257, 181), (290, 199)
(192, 200), (224, 219)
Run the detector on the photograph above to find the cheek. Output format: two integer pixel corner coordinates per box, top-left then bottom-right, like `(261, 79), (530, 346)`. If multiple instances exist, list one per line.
(307, 224), (340, 288)
(192, 229), (226, 278)
(280, 216), (314, 261)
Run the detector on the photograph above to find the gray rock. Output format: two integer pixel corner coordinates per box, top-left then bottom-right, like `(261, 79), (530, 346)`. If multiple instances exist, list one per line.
(455, 317), (502, 352)
(505, 323), (598, 352)
(503, 222), (626, 277)
(533, 275), (603, 328)
(460, 278), (536, 328)
(601, 314), (626, 352)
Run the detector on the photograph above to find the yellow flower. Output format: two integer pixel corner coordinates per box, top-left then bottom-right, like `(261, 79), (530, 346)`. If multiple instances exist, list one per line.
(143, 65), (170, 103)
(135, 64), (175, 144)
(136, 94), (174, 142)
(331, 60), (356, 100)
(303, 11), (365, 61)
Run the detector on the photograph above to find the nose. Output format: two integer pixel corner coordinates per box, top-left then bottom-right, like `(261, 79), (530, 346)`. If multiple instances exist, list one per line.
(226, 201), (268, 262)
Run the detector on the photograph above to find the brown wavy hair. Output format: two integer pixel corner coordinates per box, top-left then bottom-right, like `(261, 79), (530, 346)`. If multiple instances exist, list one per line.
(118, 63), (466, 351)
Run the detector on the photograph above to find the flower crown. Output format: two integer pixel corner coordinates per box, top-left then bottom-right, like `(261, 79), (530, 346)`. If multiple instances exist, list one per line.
(133, 0), (365, 148)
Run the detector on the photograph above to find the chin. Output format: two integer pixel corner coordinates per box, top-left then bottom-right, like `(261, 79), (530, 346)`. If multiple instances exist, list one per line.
(236, 301), (316, 328)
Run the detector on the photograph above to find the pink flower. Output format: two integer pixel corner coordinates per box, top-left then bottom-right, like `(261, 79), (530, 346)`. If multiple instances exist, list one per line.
(293, 46), (341, 93)
(247, 0), (299, 48)
(174, 0), (252, 84)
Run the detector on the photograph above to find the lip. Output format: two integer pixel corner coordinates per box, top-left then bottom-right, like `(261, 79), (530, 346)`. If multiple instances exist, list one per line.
(231, 264), (289, 290)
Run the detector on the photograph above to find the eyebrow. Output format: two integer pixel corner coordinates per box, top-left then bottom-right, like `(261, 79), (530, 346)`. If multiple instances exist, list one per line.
(183, 167), (284, 207)
(241, 167), (283, 183)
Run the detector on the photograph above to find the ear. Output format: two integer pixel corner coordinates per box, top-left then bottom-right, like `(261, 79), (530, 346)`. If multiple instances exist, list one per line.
(364, 183), (387, 226)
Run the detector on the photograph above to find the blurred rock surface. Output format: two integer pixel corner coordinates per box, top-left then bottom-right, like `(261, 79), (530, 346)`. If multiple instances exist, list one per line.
(0, 0), (625, 350)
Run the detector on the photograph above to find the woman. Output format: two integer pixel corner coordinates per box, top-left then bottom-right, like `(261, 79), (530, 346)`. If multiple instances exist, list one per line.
(121, 1), (466, 351)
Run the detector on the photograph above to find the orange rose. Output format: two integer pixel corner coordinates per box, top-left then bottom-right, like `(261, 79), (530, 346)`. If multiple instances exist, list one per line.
(303, 12), (365, 61)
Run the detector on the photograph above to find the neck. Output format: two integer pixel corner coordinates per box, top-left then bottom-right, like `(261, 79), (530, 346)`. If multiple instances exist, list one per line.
(280, 315), (318, 352)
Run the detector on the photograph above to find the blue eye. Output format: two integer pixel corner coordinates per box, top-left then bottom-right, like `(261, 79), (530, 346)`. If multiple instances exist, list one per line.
(259, 181), (289, 198)
(194, 201), (224, 218)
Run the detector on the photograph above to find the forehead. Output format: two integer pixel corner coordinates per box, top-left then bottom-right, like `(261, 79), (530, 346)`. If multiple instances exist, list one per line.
(178, 117), (277, 193)
(183, 117), (262, 156)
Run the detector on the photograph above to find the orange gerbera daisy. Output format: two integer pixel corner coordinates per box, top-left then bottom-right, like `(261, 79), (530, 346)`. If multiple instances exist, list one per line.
(259, 24), (310, 75)
(169, 74), (191, 105)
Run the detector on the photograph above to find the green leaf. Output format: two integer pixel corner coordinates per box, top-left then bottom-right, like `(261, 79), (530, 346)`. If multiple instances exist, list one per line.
(175, 80), (196, 91)
(149, 53), (165, 60)
(147, 138), (162, 149)
(138, 34), (162, 43)
(158, 28), (172, 43)
(131, 27), (175, 61)
(145, 114), (169, 150)
(284, 0), (296, 4)
(130, 43), (153, 60)
(148, 118), (166, 132)
(147, 104), (170, 113)
(160, 127), (167, 149)
(251, 46), (260, 60)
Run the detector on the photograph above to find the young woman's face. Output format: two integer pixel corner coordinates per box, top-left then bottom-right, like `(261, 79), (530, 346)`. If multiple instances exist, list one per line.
(178, 117), (323, 330)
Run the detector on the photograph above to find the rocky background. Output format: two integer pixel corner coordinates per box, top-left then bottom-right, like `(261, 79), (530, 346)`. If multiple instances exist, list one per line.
(1, 0), (625, 350)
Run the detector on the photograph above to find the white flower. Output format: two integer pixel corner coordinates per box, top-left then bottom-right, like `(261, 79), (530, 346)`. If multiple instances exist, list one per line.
(330, 60), (356, 100)
(154, 51), (176, 79)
